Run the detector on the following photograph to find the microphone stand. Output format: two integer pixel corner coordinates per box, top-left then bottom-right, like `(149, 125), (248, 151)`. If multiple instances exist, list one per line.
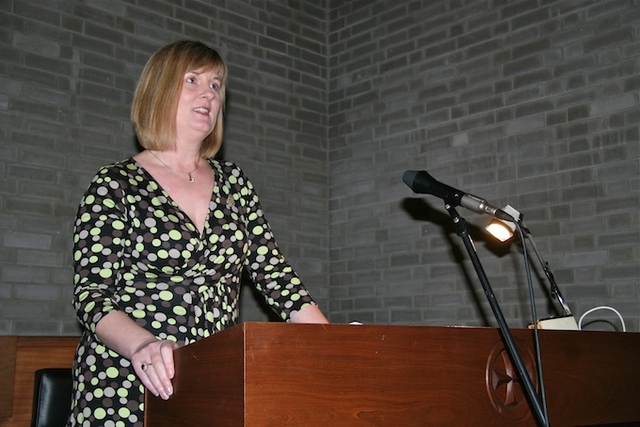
(445, 204), (549, 427)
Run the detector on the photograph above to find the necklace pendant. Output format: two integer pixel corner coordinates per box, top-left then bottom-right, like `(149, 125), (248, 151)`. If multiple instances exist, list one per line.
(188, 172), (195, 183)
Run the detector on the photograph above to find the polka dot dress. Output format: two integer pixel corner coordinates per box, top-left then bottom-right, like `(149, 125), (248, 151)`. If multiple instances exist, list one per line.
(68, 159), (316, 426)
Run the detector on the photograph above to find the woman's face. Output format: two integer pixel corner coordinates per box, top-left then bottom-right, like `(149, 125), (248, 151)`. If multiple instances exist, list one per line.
(175, 67), (223, 144)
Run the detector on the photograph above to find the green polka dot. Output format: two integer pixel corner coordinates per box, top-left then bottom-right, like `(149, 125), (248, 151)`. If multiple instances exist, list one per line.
(94, 408), (107, 420)
(106, 367), (119, 378)
(159, 290), (173, 301)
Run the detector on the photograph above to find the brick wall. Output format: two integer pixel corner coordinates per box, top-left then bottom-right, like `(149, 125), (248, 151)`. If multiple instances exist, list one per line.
(1, 0), (638, 335)
(328, 0), (639, 331)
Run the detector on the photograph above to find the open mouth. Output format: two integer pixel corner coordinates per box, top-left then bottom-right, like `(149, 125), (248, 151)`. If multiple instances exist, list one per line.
(193, 107), (210, 115)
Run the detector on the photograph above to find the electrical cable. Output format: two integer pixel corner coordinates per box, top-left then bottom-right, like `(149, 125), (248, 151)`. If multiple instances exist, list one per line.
(514, 220), (550, 427)
(578, 306), (627, 332)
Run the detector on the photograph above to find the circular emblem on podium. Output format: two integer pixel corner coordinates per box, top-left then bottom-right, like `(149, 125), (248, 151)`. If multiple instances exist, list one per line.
(485, 337), (538, 420)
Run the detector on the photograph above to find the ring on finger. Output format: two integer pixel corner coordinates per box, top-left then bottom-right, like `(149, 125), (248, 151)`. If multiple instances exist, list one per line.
(141, 362), (153, 372)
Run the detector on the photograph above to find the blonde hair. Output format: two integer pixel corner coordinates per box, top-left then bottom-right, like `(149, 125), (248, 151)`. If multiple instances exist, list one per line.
(131, 40), (228, 159)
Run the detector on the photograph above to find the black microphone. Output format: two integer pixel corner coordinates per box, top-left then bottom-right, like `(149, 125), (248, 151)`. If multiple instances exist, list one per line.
(403, 170), (514, 221)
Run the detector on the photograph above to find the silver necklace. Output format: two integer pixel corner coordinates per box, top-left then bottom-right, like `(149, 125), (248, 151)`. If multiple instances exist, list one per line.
(149, 150), (199, 183)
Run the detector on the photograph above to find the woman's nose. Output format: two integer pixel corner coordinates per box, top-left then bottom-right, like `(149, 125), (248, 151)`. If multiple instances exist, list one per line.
(201, 87), (215, 98)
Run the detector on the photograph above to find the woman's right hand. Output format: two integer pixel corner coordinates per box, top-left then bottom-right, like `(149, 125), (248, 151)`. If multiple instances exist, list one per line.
(95, 310), (180, 400)
(131, 338), (179, 400)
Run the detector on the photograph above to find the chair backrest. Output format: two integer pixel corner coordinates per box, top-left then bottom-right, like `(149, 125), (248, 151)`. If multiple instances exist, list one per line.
(31, 368), (73, 427)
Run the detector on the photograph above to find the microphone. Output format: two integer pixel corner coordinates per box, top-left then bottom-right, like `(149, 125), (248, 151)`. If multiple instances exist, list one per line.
(403, 170), (514, 221)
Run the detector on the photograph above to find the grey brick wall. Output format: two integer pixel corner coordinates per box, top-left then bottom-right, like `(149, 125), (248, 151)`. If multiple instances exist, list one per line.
(1, 0), (638, 335)
(328, 0), (639, 331)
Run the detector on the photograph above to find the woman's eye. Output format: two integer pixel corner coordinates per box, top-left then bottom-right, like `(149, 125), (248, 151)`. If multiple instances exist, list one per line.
(186, 76), (196, 84)
(210, 83), (219, 91)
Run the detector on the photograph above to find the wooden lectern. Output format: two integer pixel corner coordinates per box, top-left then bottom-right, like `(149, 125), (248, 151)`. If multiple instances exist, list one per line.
(145, 323), (640, 427)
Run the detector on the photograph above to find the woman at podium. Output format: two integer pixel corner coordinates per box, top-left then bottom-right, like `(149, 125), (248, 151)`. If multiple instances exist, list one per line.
(67, 40), (328, 427)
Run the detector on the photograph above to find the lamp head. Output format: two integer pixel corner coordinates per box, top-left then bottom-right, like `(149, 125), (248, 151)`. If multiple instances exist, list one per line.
(485, 205), (521, 242)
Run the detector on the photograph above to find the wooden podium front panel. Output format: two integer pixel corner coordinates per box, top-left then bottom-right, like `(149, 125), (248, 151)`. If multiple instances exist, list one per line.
(540, 329), (640, 426)
(144, 325), (246, 427)
(145, 323), (640, 427)
(242, 324), (521, 426)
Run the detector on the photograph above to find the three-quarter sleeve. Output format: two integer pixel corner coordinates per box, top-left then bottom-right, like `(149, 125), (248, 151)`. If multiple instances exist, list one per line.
(231, 164), (317, 320)
(72, 165), (128, 334)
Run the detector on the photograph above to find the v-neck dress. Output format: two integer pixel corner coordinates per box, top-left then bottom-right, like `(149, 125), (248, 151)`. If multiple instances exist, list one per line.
(68, 159), (316, 426)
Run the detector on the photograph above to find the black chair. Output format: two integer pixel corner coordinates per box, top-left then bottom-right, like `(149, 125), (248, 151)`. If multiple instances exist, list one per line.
(31, 368), (73, 427)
